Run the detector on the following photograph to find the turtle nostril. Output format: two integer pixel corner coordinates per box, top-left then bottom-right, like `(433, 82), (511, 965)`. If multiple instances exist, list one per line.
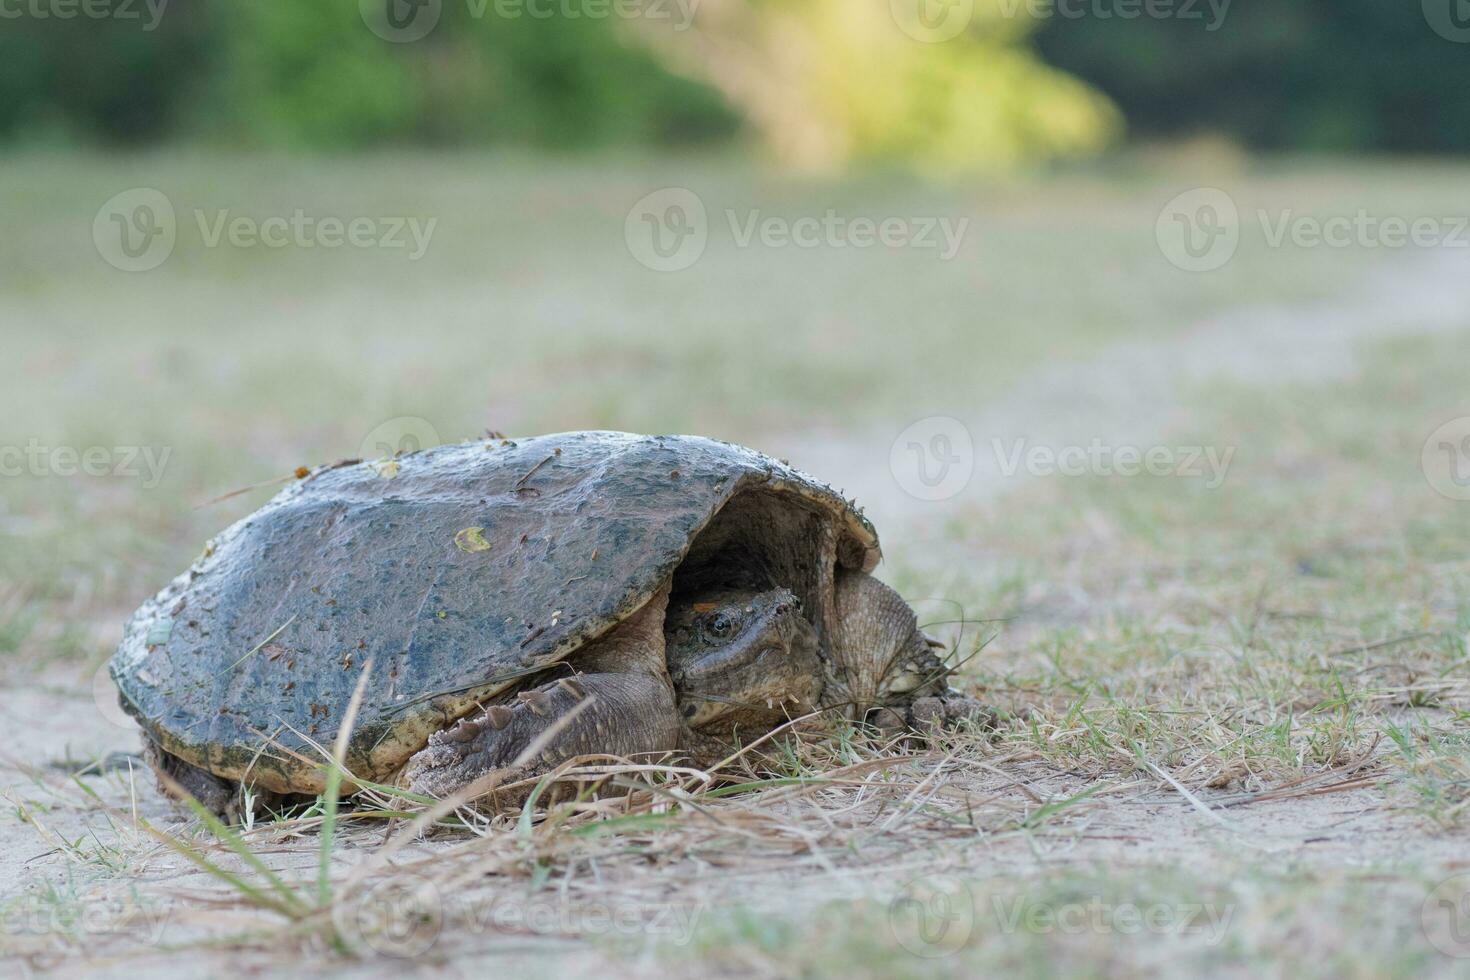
(775, 603), (789, 616)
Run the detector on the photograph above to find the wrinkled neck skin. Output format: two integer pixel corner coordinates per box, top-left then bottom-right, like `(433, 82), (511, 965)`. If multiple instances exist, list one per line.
(819, 570), (951, 719)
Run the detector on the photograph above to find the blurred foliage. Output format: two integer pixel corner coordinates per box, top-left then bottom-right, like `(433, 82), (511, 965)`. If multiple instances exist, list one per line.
(0, 1), (213, 144)
(1034, 0), (1470, 153)
(208, 3), (740, 149)
(5, 0), (1460, 164)
(0, 0), (739, 151)
(629, 0), (1118, 174)
(0, 0), (1113, 172)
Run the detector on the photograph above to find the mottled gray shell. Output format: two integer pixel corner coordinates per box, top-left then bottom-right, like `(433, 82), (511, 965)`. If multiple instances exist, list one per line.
(110, 432), (878, 793)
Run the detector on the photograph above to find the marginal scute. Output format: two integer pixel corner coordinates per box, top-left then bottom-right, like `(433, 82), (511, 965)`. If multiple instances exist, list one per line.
(110, 432), (878, 794)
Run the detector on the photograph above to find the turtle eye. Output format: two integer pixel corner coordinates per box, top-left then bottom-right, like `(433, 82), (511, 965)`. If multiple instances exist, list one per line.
(705, 612), (738, 640)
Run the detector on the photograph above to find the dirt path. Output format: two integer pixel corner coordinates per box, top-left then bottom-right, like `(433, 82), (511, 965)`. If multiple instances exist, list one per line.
(767, 247), (1470, 543)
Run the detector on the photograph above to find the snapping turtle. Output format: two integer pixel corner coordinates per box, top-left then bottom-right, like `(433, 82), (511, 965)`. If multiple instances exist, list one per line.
(111, 432), (986, 816)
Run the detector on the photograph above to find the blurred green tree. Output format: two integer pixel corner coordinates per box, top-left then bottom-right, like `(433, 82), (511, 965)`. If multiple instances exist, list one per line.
(0, 0), (1115, 171)
(1034, 0), (1470, 152)
(17, 0), (1462, 164)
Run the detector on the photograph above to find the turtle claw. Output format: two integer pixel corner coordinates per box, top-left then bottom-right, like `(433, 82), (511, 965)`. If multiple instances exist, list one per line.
(868, 693), (995, 737)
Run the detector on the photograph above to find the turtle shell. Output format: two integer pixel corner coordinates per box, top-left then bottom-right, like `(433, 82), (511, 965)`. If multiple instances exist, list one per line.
(110, 432), (878, 794)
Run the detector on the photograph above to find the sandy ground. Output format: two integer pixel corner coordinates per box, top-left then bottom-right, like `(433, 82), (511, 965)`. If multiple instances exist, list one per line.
(5, 670), (1466, 978)
(5, 248), (1470, 976)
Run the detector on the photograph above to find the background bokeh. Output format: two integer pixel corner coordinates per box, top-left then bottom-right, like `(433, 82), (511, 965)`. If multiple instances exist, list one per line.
(6, 0), (1468, 161)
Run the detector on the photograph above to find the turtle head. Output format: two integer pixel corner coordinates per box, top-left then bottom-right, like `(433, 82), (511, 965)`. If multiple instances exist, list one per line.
(665, 587), (822, 732)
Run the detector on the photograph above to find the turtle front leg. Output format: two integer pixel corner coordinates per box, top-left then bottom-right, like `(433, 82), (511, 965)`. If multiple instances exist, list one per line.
(869, 693), (996, 734)
(405, 586), (682, 806)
